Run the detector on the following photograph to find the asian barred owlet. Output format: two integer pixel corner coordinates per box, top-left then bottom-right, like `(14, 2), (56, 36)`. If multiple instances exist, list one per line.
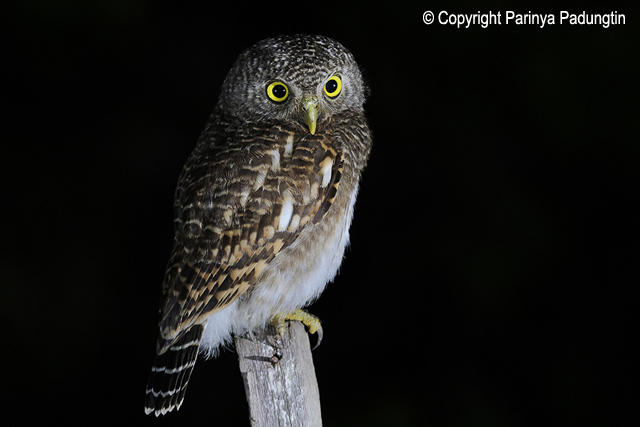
(144, 34), (372, 416)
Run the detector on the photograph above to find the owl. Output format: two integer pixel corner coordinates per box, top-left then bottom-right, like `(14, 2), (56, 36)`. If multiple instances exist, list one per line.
(144, 34), (372, 416)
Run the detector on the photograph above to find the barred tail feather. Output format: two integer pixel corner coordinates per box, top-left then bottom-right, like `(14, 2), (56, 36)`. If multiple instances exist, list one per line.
(144, 325), (204, 416)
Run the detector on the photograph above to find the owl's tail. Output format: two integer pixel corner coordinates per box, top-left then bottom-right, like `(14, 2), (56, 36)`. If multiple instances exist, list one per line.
(144, 324), (204, 416)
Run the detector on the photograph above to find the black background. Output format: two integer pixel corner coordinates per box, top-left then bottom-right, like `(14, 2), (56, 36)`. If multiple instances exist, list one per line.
(3, 1), (638, 425)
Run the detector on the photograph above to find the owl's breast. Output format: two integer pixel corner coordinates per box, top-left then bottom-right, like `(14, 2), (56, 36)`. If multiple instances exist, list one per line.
(238, 177), (360, 328)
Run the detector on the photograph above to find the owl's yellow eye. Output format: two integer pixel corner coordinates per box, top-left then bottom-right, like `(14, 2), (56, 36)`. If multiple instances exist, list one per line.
(324, 75), (342, 98)
(266, 81), (289, 102)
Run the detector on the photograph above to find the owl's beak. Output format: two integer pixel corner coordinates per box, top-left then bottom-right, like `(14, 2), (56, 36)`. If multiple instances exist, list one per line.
(301, 96), (319, 134)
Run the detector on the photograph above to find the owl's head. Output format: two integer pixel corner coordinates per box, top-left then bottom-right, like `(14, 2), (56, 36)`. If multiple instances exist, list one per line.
(216, 34), (366, 134)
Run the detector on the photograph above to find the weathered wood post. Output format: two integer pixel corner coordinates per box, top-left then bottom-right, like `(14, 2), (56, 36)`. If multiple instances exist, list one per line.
(235, 321), (322, 426)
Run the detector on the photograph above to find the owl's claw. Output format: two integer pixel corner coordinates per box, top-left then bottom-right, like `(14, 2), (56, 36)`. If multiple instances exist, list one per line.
(312, 324), (323, 350)
(271, 309), (323, 349)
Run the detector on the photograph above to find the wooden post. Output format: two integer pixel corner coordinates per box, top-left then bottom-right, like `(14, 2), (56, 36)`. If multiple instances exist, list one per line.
(235, 321), (322, 427)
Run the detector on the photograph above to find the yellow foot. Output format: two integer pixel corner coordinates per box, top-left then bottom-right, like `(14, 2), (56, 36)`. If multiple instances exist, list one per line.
(271, 309), (324, 349)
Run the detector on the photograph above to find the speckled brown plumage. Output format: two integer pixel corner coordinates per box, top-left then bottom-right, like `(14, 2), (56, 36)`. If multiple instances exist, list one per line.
(145, 34), (371, 416)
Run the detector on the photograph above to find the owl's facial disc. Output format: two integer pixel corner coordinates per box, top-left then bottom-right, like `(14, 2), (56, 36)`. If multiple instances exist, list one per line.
(301, 96), (319, 134)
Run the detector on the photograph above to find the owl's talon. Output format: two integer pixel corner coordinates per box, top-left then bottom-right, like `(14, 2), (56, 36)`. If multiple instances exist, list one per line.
(271, 309), (323, 349)
(271, 313), (288, 337)
(312, 324), (323, 350)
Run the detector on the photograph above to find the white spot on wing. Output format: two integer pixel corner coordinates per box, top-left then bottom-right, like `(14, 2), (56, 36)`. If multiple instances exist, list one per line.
(278, 199), (294, 231)
(239, 188), (250, 207)
(319, 157), (333, 188)
(271, 149), (280, 172)
(284, 135), (293, 157)
(253, 170), (267, 191)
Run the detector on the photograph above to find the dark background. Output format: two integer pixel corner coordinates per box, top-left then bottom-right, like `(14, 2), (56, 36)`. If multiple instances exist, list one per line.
(3, 1), (638, 425)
